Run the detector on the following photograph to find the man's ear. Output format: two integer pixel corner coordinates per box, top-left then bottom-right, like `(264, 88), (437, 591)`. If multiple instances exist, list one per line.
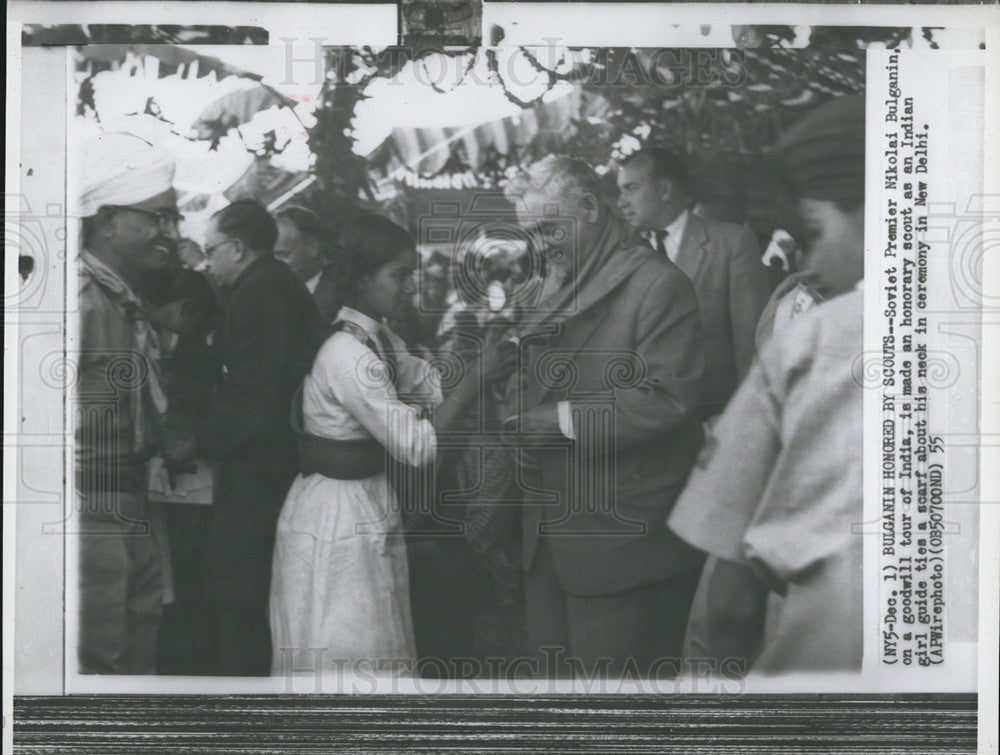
(231, 239), (248, 262)
(658, 178), (674, 204)
(95, 209), (119, 241)
(307, 237), (322, 260)
(96, 219), (116, 243)
(355, 272), (370, 298)
(581, 193), (601, 224)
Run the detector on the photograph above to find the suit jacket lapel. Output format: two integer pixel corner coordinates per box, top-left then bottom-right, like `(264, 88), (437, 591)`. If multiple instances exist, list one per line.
(558, 253), (637, 351)
(674, 213), (710, 284)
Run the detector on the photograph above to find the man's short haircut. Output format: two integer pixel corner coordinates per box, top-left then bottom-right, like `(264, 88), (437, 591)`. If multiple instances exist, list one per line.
(211, 198), (278, 254)
(504, 155), (605, 209)
(275, 205), (326, 243)
(621, 147), (691, 195)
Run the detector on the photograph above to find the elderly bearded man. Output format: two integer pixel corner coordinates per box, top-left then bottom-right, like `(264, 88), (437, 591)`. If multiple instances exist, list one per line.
(76, 131), (182, 674)
(502, 156), (707, 678)
(617, 148), (771, 418)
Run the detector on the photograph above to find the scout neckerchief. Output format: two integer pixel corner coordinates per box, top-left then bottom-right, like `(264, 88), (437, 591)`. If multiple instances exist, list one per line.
(81, 250), (168, 453)
(524, 212), (651, 334)
(331, 314), (433, 529)
(332, 318), (400, 389)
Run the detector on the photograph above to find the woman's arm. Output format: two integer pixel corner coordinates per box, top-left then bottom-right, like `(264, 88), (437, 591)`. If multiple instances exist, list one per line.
(432, 338), (517, 434)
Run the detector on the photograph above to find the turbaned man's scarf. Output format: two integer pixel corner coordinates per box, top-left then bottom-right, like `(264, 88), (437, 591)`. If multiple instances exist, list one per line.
(81, 250), (168, 454)
(519, 209), (652, 338)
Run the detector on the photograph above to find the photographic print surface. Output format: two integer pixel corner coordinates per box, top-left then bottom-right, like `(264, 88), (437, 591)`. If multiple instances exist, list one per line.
(5, 1), (998, 751)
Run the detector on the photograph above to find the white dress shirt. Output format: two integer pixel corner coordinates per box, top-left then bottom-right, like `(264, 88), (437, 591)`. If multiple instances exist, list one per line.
(305, 271), (322, 295)
(646, 209), (690, 263)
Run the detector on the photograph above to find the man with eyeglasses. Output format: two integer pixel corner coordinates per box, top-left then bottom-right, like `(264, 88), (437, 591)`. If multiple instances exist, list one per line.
(75, 130), (182, 674)
(167, 198), (324, 675)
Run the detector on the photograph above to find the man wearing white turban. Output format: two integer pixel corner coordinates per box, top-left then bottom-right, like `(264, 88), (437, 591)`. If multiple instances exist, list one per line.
(76, 130), (182, 674)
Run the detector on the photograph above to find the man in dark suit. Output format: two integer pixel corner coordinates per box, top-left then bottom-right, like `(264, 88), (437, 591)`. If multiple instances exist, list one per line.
(274, 205), (342, 325)
(167, 199), (323, 675)
(502, 156), (706, 678)
(617, 148), (771, 417)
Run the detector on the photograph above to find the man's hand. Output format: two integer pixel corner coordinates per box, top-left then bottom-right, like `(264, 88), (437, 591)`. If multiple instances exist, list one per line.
(481, 337), (518, 386)
(162, 422), (197, 467)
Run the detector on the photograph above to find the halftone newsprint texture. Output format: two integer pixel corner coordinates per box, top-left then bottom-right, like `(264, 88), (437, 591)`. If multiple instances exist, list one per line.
(5, 1), (998, 752)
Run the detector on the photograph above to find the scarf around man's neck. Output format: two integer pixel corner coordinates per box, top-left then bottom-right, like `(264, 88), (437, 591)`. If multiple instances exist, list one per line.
(81, 250), (168, 450)
(526, 210), (651, 333)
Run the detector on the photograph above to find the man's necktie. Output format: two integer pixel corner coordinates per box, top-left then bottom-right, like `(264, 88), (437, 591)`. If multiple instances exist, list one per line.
(654, 229), (669, 257)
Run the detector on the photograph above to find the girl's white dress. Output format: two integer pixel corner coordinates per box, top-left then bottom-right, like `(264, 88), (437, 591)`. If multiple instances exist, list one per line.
(269, 307), (440, 676)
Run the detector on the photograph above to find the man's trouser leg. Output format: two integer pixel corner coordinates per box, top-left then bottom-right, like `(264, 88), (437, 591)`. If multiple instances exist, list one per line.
(564, 566), (702, 679)
(523, 538), (572, 678)
(525, 536), (701, 679)
(210, 464), (287, 676)
(79, 496), (163, 674)
(216, 603), (272, 676)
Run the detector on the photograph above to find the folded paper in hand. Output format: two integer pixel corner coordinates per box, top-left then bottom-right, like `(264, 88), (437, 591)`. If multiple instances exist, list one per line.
(148, 456), (213, 505)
